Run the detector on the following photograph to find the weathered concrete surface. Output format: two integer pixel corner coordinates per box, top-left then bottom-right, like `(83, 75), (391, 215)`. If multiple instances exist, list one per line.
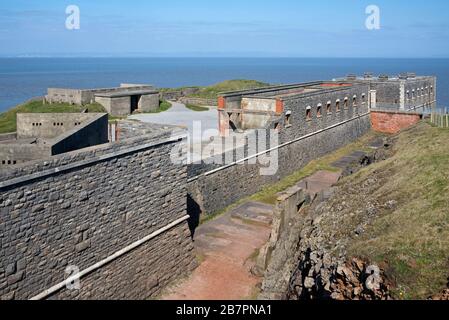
(138, 93), (160, 113)
(95, 96), (130, 117)
(161, 201), (273, 300)
(16, 113), (105, 139)
(296, 170), (342, 198)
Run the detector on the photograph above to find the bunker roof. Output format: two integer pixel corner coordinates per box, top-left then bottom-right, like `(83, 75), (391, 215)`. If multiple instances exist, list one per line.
(94, 89), (160, 98)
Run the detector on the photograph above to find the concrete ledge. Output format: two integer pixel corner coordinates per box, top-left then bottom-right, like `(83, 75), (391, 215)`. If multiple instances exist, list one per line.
(371, 108), (425, 116)
(0, 132), (17, 142)
(94, 89), (159, 98)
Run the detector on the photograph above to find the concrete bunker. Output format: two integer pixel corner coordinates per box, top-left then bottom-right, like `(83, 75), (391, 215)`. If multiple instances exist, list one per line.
(0, 112), (109, 168)
(46, 84), (160, 117)
(94, 89), (160, 117)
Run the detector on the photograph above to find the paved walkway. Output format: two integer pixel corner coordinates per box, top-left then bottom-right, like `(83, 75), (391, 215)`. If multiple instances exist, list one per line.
(297, 170), (342, 198)
(161, 202), (274, 300)
(128, 101), (218, 143)
(160, 170), (342, 300)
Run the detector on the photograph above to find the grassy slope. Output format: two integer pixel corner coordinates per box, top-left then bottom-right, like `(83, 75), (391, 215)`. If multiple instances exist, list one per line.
(161, 79), (270, 99)
(0, 100), (106, 134)
(347, 122), (449, 299)
(189, 79), (270, 99)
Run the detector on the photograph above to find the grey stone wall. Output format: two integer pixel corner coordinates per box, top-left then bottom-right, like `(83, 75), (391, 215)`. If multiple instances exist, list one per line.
(278, 84), (370, 144)
(55, 222), (196, 300)
(160, 88), (200, 101)
(0, 126), (196, 300)
(179, 97), (217, 107)
(404, 77), (437, 110)
(343, 76), (437, 111)
(370, 81), (401, 109)
(94, 96), (113, 114)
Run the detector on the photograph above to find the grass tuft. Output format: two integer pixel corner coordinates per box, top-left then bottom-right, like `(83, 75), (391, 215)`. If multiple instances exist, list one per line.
(185, 104), (209, 112)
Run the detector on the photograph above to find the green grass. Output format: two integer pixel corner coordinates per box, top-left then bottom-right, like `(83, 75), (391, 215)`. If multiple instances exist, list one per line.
(157, 100), (172, 112)
(346, 122), (449, 299)
(137, 100), (172, 114)
(188, 79), (270, 99)
(185, 104), (209, 112)
(0, 100), (106, 134)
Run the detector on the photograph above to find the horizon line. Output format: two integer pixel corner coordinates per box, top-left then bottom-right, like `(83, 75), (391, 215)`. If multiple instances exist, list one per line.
(1, 56), (449, 59)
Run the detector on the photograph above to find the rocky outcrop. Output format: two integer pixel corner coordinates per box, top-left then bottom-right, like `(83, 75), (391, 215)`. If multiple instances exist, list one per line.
(430, 289), (449, 300)
(288, 254), (391, 300)
(283, 185), (393, 300)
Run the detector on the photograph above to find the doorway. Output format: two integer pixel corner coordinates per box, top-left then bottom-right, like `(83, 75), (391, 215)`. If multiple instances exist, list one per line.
(130, 95), (141, 113)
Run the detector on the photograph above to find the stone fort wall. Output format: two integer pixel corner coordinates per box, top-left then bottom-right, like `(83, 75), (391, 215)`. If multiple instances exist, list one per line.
(0, 126), (196, 300)
(187, 85), (372, 216)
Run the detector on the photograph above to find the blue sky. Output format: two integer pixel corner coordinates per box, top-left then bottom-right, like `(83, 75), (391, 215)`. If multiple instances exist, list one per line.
(1, 0), (449, 57)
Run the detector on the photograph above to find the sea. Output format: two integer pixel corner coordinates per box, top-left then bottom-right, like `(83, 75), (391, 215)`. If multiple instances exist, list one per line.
(0, 57), (448, 113)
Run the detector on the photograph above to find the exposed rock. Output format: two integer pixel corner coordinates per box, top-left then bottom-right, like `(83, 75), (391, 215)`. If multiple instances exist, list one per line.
(430, 289), (449, 300)
(429, 279), (449, 300)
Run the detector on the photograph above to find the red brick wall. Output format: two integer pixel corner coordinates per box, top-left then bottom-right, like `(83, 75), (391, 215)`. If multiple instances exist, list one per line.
(276, 99), (284, 113)
(217, 96), (225, 109)
(370, 111), (421, 134)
